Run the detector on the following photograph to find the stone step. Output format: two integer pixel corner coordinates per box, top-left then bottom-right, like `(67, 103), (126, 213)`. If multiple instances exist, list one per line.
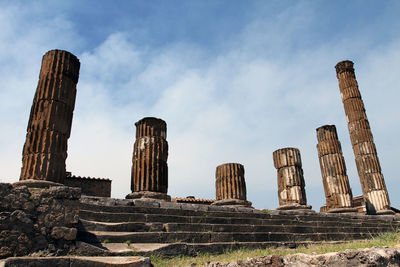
(80, 202), (399, 225)
(162, 222), (394, 234)
(79, 210), (399, 229)
(79, 219), (395, 235)
(77, 230), (375, 244)
(78, 219), (165, 232)
(76, 241), (346, 257)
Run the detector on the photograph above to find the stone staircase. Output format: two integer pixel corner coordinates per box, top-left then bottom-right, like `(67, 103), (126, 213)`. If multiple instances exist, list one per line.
(77, 196), (400, 257)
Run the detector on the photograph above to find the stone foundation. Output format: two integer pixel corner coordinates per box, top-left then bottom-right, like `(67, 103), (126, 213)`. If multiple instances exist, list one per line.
(0, 183), (80, 259)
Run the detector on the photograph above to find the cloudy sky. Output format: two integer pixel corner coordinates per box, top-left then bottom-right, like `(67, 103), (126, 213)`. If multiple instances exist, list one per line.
(1, 1), (400, 210)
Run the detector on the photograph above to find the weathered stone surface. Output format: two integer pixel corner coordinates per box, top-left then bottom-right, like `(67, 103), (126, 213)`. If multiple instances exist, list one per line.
(199, 247), (400, 267)
(273, 148), (309, 209)
(129, 117), (169, 198)
(335, 60), (392, 214)
(0, 183), (80, 258)
(214, 163), (247, 203)
(316, 125), (354, 212)
(20, 50), (80, 183)
(273, 148), (301, 169)
(353, 141), (377, 157)
(77, 196), (400, 257)
(135, 117), (167, 139)
(316, 140), (342, 157)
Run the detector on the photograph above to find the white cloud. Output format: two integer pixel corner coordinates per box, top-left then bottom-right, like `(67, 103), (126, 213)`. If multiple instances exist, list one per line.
(1, 2), (400, 211)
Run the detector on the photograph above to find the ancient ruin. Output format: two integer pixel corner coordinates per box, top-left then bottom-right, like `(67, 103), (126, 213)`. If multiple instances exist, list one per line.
(19, 50), (80, 185)
(2, 50), (400, 265)
(64, 172), (111, 197)
(316, 125), (356, 213)
(126, 117), (170, 201)
(213, 163), (252, 207)
(335, 60), (393, 215)
(273, 148), (312, 210)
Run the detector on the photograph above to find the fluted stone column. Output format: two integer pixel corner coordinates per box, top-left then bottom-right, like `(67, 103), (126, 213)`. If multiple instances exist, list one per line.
(316, 125), (356, 213)
(126, 117), (170, 201)
(335, 60), (392, 215)
(18, 50), (80, 187)
(212, 163), (252, 207)
(273, 148), (312, 210)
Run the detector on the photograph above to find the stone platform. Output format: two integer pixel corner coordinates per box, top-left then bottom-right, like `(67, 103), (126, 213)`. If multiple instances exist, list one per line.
(76, 196), (400, 257)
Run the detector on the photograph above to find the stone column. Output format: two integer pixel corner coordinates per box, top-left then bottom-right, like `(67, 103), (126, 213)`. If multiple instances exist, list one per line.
(335, 60), (393, 215)
(316, 125), (356, 213)
(126, 117), (170, 201)
(273, 148), (312, 210)
(18, 50), (80, 186)
(212, 163), (252, 207)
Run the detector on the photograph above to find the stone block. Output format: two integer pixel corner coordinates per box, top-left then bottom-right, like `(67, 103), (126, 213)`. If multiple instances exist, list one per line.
(215, 163), (247, 202)
(133, 199), (161, 208)
(273, 148), (302, 169)
(345, 110), (368, 123)
(353, 141), (377, 157)
(340, 85), (361, 101)
(350, 128), (374, 145)
(51, 226), (77, 240)
(317, 139), (342, 157)
(343, 97), (365, 113)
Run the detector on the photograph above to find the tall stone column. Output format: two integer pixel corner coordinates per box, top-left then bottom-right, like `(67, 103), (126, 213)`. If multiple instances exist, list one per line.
(335, 60), (392, 214)
(126, 117), (170, 201)
(273, 148), (312, 211)
(18, 50), (80, 186)
(212, 163), (252, 207)
(316, 125), (356, 213)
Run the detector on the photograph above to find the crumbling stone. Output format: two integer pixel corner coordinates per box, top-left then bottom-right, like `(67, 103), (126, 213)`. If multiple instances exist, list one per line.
(335, 60), (392, 214)
(212, 163), (252, 207)
(0, 183), (80, 258)
(199, 247), (400, 267)
(316, 125), (356, 213)
(273, 148), (311, 211)
(20, 50), (80, 184)
(126, 117), (170, 201)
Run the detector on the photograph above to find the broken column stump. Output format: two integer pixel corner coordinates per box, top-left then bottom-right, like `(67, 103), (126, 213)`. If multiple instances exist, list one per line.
(126, 117), (170, 201)
(316, 125), (357, 213)
(273, 148), (312, 211)
(335, 60), (393, 215)
(18, 50), (80, 187)
(212, 163), (252, 207)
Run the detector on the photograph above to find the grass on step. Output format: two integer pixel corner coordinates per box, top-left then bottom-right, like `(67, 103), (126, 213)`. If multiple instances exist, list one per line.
(151, 232), (400, 267)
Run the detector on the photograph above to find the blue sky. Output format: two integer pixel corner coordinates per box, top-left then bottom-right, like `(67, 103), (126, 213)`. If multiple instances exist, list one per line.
(1, 0), (400, 210)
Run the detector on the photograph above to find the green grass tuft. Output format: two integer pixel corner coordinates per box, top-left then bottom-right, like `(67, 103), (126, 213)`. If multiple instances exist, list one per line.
(150, 232), (400, 267)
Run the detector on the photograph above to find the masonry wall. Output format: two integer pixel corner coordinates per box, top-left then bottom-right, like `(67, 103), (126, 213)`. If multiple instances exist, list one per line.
(0, 183), (80, 258)
(64, 176), (111, 197)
